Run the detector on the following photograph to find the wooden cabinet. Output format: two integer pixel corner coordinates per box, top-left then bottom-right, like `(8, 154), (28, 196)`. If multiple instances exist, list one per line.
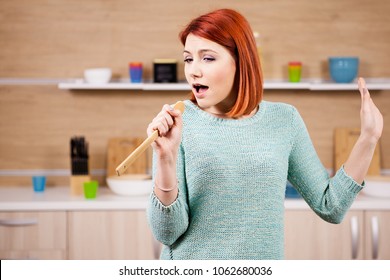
(0, 211), (67, 260)
(68, 210), (157, 260)
(285, 210), (390, 259)
(0, 210), (157, 260)
(364, 211), (390, 260)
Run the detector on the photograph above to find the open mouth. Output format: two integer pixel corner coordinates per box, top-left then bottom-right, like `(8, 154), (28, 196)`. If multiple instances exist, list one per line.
(193, 83), (209, 93)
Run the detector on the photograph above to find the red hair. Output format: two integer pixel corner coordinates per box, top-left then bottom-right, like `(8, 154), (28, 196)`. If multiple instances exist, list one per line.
(179, 9), (263, 118)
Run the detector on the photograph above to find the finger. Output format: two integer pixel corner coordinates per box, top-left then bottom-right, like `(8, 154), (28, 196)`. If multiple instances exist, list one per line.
(156, 122), (169, 136)
(161, 104), (182, 125)
(163, 112), (174, 127)
(163, 103), (183, 118)
(358, 77), (372, 110)
(358, 77), (372, 100)
(162, 104), (174, 114)
(358, 77), (366, 95)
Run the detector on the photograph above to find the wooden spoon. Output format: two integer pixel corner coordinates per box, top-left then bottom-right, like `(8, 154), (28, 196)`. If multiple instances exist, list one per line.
(115, 101), (185, 176)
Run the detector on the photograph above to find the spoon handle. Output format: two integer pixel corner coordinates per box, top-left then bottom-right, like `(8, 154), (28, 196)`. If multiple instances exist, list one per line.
(115, 101), (185, 176)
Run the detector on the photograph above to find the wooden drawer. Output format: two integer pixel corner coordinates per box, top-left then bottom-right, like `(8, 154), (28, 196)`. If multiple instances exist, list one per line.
(68, 210), (155, 260)
(0, 211), (67, 259)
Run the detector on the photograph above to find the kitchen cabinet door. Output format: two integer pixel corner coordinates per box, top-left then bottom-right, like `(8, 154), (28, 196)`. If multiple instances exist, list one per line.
(0, 211), (67, 260)
(284, 210), (364, 259)
(68, 210), (156, 260)
(364, 211), (390, 260)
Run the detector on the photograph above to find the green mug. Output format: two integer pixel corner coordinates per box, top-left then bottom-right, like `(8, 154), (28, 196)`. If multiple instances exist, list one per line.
(84, 181), (98, 199)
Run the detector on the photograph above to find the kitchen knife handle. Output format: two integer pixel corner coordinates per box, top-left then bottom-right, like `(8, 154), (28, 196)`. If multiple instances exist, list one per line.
(115, 101), (185, 176)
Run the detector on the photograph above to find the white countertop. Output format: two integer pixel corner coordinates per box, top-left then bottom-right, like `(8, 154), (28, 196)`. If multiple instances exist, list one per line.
(0, 186), (389, 211)
(0, 186), (149, 211)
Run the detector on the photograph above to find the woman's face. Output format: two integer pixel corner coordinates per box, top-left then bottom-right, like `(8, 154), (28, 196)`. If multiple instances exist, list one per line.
(183, 34), (237, 116)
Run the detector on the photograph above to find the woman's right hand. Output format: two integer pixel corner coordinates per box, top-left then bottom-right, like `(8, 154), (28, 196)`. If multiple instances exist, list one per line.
(147, 104), (183, 159)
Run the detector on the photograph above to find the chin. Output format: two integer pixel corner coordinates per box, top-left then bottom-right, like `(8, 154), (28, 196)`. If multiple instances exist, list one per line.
(194, 98), (210, 110)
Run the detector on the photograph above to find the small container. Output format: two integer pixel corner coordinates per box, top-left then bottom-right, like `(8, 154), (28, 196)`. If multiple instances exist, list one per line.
(32, 176), (46, 192)
(288, 61), (302, 82)
(153, 59), (177, 83)
(129, 62), (143, 83)
(84, 180), (98, 199)
(84, 68), (112, 84)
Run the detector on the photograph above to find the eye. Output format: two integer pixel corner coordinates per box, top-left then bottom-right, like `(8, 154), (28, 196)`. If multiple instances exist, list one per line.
(183, 57), (193, 63)
(203, 56), (215, 62)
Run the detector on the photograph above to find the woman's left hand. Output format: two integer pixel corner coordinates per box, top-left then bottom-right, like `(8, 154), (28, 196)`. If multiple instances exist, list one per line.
(358, 77), (383, 143)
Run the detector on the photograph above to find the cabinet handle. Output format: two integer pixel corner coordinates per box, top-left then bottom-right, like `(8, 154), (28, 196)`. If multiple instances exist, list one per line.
(0, 219), (38, 227)
(350, 216), (359, 259)
(371, 216), (379, 260)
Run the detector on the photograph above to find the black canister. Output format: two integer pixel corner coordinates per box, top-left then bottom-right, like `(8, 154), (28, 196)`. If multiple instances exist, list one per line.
(153, 59), (177, 83)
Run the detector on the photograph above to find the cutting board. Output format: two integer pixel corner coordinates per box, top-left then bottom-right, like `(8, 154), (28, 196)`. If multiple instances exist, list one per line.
(106, 137), (151, 177)
(334, 127), (381, 176)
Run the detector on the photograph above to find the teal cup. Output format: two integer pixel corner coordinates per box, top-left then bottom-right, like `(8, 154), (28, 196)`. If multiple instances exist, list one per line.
(32, 176), (46, 192)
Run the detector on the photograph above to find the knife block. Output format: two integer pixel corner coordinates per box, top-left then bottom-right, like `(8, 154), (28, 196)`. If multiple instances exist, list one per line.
(70, 175), (91, 196)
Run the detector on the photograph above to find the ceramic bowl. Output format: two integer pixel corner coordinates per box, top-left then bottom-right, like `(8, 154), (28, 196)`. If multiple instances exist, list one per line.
(106, 174), (152, 196)
(84, 68), (112, 84)
(328, 57), (359, 83)
(361, 177), (390, 198)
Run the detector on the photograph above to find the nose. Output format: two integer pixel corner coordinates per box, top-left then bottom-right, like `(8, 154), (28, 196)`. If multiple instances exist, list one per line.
(188, 61), (202, 78)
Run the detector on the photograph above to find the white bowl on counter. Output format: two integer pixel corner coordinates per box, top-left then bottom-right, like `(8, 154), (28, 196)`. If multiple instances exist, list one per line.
(361, 176), (390, 198)
(84, 68), (112, 84)
(106, 174), (152, 196)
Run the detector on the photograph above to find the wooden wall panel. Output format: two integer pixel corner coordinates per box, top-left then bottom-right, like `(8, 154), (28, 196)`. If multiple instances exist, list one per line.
(0, 0), (389, 79)
(0, 0), (389, 186)
(1, 85), (388, 186)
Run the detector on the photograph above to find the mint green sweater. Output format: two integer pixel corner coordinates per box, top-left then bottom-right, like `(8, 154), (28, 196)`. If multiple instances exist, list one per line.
(147, 100), (363, 259)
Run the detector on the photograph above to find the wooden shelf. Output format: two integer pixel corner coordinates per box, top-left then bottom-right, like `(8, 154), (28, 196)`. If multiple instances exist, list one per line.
(57, 78), (390, 91)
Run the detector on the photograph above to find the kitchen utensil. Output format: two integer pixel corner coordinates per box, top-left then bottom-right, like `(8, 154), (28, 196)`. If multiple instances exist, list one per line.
(106, 137), (149, 177)
(70, 136), (90, 195)
(106, 174), (152, 196)
(115, 101), (185, 176)
(328, 57), (359, 83)
(70, 136), (89, 175)
(334, 127), (381, 176)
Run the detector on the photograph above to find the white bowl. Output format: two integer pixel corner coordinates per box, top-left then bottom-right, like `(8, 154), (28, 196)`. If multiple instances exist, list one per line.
(106, 174), (152, 196)
(84, 68), (112, 84)
(361, 176), (390, 198)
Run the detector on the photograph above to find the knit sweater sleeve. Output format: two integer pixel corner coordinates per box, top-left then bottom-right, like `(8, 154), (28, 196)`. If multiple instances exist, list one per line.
(146, 144), (189, 246)
(287, 107), (363, 224)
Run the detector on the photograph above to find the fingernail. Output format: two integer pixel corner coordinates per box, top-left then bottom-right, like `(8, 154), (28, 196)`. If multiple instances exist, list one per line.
(363, 88), (368, 95)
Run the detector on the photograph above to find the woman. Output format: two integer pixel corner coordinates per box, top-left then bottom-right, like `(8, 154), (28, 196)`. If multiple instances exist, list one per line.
(146, 9), (383, 259)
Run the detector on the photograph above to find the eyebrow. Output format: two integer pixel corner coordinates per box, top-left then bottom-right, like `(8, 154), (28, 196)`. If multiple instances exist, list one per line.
(183, 49), (218, 55)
